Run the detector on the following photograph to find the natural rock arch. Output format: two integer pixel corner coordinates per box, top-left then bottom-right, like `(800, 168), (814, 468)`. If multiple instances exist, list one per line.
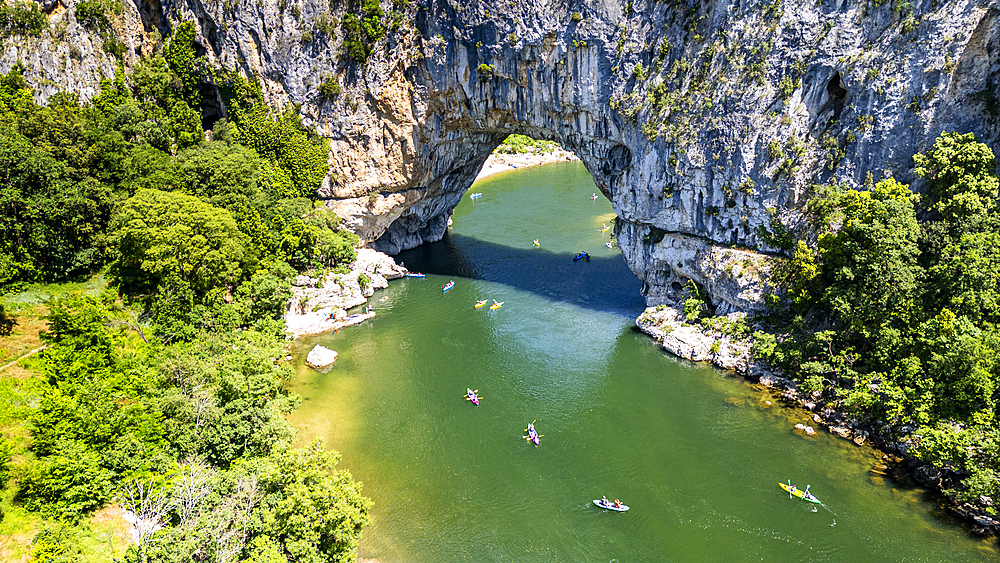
(8, 0), (996, 312)
(307, 1), (998, 313)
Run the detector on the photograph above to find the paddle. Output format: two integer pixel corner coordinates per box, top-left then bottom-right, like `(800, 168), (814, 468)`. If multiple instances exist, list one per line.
(788, 479), (793, 499)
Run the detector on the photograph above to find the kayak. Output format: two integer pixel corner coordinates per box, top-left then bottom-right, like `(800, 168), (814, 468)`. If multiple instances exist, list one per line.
(470, 192), (482, 199)
(606, 242), (613, 249)
(593, 499), (629, 512)
(573, 252), (590, 262)
(533, 239), (540, 247)
(466, 388), (480, 406)
(590, 193), (598, 200)
(442, 281), (455, 292)
(600, 224), (611, 232)
(475, 299), (488, 308)
(524, 422), (540, 445)
(405, 272), (425, 278)
(490, 300), (503, 310)
(779, 482), (820, 504)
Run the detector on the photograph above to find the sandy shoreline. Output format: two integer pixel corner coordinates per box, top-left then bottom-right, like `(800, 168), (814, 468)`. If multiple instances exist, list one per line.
(474, 148), (579, 183)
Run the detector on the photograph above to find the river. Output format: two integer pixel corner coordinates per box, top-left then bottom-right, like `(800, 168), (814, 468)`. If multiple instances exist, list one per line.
(289, 161), (998, 562)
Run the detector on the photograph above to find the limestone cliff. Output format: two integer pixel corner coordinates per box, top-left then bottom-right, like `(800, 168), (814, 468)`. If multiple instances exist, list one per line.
(8, 0), (999, 311)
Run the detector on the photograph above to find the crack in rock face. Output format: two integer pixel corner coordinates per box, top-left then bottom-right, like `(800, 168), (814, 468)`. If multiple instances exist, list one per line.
(12, 0), (1000, 310)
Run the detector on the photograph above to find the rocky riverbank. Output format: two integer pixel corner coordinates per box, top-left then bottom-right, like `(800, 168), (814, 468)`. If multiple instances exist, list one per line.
(635, 304), (1000, 537)
(284, 249), (407, 339)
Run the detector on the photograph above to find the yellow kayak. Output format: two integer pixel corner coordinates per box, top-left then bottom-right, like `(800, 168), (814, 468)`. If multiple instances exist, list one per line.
(490, 300), (504, 310)
(475, 300), (488, 308)
(779, 482), (820, 504)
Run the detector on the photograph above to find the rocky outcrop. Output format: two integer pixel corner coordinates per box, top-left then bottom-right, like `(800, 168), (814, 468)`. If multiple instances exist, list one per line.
(8, 0), (998, 311)
(305, 344), (338, 369)
(284, 248), (405, 338)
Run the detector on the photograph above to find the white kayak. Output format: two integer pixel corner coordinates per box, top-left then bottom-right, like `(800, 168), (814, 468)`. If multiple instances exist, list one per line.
(593, 499), (629, 512)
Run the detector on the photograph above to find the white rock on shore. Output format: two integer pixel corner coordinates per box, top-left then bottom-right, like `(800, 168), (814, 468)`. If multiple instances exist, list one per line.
(635, 304), (755, 374)
(306, 345), (338, 369)
(284, 248), (407, 339)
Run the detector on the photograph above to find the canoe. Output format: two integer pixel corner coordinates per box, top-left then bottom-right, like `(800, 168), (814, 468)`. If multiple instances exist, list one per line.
(469, 192), (482, 199)
(593, 500), (629, 512)
(405, 272), (425, 278)
(490, 300), (503, 310)
(466, 388), (479, 406)
(475, 299), (488, 308)
(442, 281), (455, 292)
(779, 482), (820, 504)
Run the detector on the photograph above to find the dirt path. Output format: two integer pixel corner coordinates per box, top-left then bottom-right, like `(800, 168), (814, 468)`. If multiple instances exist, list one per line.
(0, 345), (47, 373)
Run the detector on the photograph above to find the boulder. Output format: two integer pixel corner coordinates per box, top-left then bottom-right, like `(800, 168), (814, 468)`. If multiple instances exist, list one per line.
(794, 423), (816, 436)
(306, 345), (338, 369)
(829, 426), (852, 439)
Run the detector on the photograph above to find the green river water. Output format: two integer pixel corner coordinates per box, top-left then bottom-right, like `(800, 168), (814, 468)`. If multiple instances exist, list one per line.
(289, 161), (999, 562)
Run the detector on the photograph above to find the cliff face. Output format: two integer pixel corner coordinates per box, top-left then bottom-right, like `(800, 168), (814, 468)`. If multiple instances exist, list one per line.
(10, 0), (1000, 311)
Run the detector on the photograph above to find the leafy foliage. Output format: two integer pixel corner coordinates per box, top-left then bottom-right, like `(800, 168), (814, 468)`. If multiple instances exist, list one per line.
(0, 19), (371, 560)
(756, 132), (1000, 510)
(0, 0), (47, 37)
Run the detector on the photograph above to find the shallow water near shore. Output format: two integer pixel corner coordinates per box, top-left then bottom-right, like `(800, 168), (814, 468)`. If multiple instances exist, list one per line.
(289, 161), (998, 562)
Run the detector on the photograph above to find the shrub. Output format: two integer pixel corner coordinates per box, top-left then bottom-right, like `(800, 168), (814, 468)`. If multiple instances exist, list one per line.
(74, 0), (112, 30)
(0, 434), (11, 489)
(319, 75), (341, 100)
(571, 11), (582, 22)
(341, 13), (368, 62)
(778, 74), (799, 99)
(767, 140), (784, 161)
(632, 63), (646, 80)
(477, 63), (494, 82)
(0, 0), (47, 37)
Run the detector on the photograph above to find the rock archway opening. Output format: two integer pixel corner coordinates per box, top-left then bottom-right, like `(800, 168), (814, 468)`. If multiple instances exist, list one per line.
(367, 128), (630, 256)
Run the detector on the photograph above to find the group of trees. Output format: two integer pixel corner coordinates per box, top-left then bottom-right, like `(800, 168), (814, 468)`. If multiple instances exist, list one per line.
(0, 20), (370, 563)
(16, 295), (370, 561)
(756, 132), (1000, 510)
(0, 21), (357, 339)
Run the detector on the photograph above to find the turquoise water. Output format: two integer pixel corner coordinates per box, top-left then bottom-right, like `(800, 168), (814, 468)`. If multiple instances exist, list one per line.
(289, 162), (999, 562)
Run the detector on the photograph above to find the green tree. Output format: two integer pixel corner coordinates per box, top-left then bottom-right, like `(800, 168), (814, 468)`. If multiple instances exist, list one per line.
(914, 131), (999, 229)
(816, 178), (921, 342)
(164, 21), (203, 108)
(240, 441), (372, 563)
(108, 188), (249, 296)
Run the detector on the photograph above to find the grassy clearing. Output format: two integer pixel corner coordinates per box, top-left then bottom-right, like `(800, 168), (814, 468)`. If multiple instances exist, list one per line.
(1, 275), (106, 367)
(0, 276), (128, 563)
(2, 275), (106, 310)
(0, 306), (47, 369)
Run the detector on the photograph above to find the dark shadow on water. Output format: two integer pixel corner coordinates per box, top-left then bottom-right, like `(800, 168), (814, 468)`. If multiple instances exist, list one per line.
(395, 232), (646, 317)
